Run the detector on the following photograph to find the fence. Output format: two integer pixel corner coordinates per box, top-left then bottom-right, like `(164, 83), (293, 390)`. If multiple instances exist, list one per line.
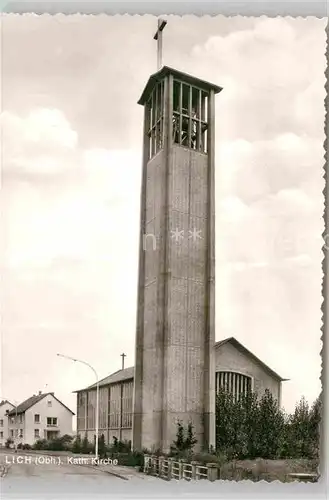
(143, 455), (218, 481)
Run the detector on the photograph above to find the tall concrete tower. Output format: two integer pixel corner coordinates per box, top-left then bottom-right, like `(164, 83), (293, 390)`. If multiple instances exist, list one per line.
(133, 60), (222, 453)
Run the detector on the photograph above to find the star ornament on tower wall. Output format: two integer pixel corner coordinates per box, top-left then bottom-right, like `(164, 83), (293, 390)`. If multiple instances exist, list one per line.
(171, 228), (184, 242)
(188, 228), (203, 241)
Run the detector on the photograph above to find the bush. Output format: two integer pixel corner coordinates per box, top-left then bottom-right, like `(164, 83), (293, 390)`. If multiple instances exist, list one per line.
(109, 437), (131, 453)
(31, 435), (74, 452)
(22, 444), (32, 450)
(80, 433), (94, 454)
(98, 434), (106, 458)
(5, 438), (13, 449)
(170, 420), (197, 456)
(190, 452), (226, 466)
(32, 439), (48, 450)
(107, 451), (144, 468)
(72, 435), (82, 454)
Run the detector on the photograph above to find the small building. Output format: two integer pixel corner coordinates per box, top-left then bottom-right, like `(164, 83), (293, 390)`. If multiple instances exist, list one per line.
(6, 392), (74, 445)
(0, 400), (15, 447)
(75, 337), (286, 446)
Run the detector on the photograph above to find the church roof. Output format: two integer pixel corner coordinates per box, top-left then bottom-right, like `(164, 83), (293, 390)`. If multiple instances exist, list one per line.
(74, 337), (286, 393)
(73, 366), (135, 393)
(138, 65), (223, 105)
(214, 337), (287, 382)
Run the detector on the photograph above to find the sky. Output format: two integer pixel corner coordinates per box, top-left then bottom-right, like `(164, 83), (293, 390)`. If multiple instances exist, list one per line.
(0, 15), (326, 421)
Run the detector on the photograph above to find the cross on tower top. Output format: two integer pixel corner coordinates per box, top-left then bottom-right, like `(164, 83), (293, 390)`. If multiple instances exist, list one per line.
(153, 18), (167, 70)
(120, 353), (126, 370)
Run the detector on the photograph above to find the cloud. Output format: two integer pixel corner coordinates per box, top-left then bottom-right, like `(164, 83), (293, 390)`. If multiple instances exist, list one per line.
(0, 16), (324, 414)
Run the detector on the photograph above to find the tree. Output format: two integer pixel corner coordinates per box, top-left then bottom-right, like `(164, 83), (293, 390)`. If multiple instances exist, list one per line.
(72, 434), (82, 454)
(216, 388), (236, 455)
(170, 420), (197, 455)
(81, 433), (90, 454)
(98, 434), (106, 458)
(170, 421), (185, 454)
(288, 396), (312, 458)
(309, 396), (321, 458)
(186, 422), (198, 451)
(255, 389), (285, 459)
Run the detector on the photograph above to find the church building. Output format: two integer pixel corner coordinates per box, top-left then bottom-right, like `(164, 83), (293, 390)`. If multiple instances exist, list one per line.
(75, 337), (285, 447)
(76, 21), (287, 452)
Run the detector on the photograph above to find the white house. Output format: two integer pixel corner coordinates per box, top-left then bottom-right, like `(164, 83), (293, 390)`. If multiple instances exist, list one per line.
(7, 392), (74, 445)
(0, 400), (15, 447)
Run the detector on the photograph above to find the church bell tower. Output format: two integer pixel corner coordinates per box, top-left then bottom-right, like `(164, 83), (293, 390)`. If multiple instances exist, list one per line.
(133, 21), (222, 453)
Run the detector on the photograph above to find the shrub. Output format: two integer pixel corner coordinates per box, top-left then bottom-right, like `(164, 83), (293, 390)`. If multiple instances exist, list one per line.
(191, 452), (226, 466)
(72, 435), (82, 454)
(5, 438), (13, 449)
(109, 437), (131, 453)
(170, 420), (197, 456)
(98, 434), (106, 458)
(81, 433), (93, 454)
(108, 451), (144, 468)
(32, 439), (48, 450)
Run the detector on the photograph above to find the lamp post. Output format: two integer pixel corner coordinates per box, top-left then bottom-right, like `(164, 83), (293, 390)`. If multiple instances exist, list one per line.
(56, 354), (99, 460)
(0, 397), (19, 453)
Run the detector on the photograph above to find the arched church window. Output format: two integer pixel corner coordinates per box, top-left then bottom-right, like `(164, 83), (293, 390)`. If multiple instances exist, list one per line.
(216, 371), (252, 401)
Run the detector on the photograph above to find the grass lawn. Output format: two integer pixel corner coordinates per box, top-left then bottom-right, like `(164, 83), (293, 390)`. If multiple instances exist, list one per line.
(218, 458), (319, 482)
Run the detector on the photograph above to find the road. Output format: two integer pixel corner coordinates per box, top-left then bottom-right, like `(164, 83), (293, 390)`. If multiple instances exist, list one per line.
(0, 450), (128, 499)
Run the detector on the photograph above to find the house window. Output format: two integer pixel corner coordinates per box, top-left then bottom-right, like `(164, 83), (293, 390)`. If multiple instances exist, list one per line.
(47, 400), (52, 407)
(0, 419), (3, 427)
(34, 414), (40, 424)
(19, 414), (23, 423)
(172, 80), (209, 153)
(47, 417), (57, 427)
(34, 429), (40, 438)
(216, 371), (252, 401)
(0, 432), (3, 438)
(19, 429), (23, 438)
(10, 430), (14, 437)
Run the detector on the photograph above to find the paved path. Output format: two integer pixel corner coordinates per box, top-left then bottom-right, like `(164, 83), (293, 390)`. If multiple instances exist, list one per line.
(0, 449), (160, 498)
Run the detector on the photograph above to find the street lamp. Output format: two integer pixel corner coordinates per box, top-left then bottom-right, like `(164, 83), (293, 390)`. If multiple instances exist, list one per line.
(0, 397), (19, 453)
(56, 354), (99, 461)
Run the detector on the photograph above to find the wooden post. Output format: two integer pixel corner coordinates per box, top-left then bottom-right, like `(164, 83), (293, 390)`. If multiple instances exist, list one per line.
(159, 456), (164, 477)
(167, 457), (173, 480)
(144, 454), (150, 473)
(178, 459), (183, 480)
(207, 463), (218, 482)
(191, 461), (197, 480)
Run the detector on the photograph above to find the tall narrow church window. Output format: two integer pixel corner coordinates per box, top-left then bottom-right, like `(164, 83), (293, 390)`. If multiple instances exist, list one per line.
(216, 371), (252, 401)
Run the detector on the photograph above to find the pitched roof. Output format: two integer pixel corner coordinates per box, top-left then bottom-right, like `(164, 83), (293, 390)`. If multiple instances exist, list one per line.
(214, 337), (287, 382)
(138, 65), (223, 105)
(0, 400), (14, 408)
(7, 393), (75, 416)
(74, 338), (287, 394)
(74, 366), (134, 393)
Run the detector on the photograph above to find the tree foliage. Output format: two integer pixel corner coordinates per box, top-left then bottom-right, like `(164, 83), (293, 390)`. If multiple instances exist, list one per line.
(170, 420), (197, 455)
(215, 389), (321, 460)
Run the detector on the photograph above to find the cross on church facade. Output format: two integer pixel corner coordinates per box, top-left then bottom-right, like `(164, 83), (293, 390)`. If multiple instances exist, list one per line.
(153, 18), (167, 70)
(120, 353), (126, 370)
